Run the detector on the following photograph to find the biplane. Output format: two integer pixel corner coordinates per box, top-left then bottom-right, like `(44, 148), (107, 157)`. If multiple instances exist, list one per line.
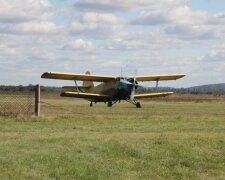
(41, 71), (185, 108)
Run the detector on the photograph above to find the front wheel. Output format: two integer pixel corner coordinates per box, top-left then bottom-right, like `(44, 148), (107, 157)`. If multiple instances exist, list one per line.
(136, 102), (141, 108)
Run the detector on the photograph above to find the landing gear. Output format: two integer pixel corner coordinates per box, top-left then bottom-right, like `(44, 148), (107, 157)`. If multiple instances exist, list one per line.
(126, 99), (142, 108)
(90, 102), (93, 107)
(107, 101), (112, 107)
(136, 102), (141, 108)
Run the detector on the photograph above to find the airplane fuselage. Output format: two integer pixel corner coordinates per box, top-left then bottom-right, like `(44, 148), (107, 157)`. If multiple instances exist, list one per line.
(90, 80), (134, 101)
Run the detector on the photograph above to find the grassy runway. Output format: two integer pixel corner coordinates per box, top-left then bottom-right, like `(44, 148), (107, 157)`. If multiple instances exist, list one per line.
(0, 99), (225, 179)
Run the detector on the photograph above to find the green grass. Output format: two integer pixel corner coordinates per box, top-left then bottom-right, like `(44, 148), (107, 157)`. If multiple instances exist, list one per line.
(0, 99), (225, 179)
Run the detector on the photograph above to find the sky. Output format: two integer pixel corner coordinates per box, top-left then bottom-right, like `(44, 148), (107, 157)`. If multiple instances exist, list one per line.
(0, 0), (225, 87)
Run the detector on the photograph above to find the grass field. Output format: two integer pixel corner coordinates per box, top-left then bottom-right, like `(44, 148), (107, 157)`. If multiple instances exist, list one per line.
(0, 98), (225, 179)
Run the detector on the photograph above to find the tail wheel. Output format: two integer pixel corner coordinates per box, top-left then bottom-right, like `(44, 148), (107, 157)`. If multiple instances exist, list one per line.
(136, 102), (141, 108)
(90, 102), (93, 107)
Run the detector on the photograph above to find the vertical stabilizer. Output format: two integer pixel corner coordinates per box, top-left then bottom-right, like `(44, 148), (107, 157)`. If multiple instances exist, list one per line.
(82, 71), (94, 92)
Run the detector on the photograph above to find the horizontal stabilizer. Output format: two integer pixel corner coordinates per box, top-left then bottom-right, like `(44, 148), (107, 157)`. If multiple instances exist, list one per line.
(134, 92), (174, 99)
(60, 91), (111, 101)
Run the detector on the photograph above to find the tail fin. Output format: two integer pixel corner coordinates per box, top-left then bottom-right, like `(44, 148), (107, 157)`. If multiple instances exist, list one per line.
(82, 71), (94, 92)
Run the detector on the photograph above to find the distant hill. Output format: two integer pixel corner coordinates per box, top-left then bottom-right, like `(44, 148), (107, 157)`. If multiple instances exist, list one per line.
(141, 83), (225, 94)
(186, 83), (225, 94)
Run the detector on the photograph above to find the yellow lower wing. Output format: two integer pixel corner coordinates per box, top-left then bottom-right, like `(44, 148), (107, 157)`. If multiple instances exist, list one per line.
(60, 92), (111, 101)
(134, 92), (174, 99)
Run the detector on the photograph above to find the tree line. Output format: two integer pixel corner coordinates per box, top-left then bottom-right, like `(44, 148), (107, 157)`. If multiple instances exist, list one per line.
(1, 84), (225, 94)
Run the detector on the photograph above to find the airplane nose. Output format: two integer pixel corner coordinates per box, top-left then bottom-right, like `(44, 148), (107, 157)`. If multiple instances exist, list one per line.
(117, 80), (132, 90)
(120, 79), (132, 85)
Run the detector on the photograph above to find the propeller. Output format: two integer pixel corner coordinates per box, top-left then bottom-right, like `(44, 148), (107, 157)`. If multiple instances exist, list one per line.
(118, 69), (145, 100)
(130, 70), (137, 101)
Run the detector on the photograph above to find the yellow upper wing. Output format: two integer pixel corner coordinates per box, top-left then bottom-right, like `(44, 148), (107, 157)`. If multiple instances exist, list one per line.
(132, 74), (186, 81)
(42, 72), (185, 82)
(41, 72), (116, 82)
(134, 92), (174, 99)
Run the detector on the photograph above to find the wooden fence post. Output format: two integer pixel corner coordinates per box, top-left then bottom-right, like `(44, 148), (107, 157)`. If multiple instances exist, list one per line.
(35, 84), (40, 117)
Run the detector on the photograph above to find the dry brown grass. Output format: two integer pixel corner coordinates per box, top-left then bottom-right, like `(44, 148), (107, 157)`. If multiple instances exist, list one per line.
(149, 93), (225, 103)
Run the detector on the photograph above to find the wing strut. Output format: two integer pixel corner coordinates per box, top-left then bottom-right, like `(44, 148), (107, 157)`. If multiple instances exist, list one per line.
(156, 79), (159, 91)
(74, 80), (80, 93)
(155, 78), (159, 92)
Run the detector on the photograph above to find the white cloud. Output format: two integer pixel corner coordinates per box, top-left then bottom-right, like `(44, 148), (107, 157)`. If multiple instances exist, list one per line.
(62, 39), (95, 51)
(201, 47), (225, 62)
(0, 0), (52, 23)
(0, 0), (63, 36)
(164, 25), (217, 40)
(0, 21), (62, 35)
(131, 4), (225, 41)
(74, 0), (185, 12)
(215, 12), (225, 19)
(69, 21), (123, 39)
(67, 12), (125, 39)
(132, 5), (218, 26)
(105, 30), (185, 51)
(80, 12), (124, 24)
